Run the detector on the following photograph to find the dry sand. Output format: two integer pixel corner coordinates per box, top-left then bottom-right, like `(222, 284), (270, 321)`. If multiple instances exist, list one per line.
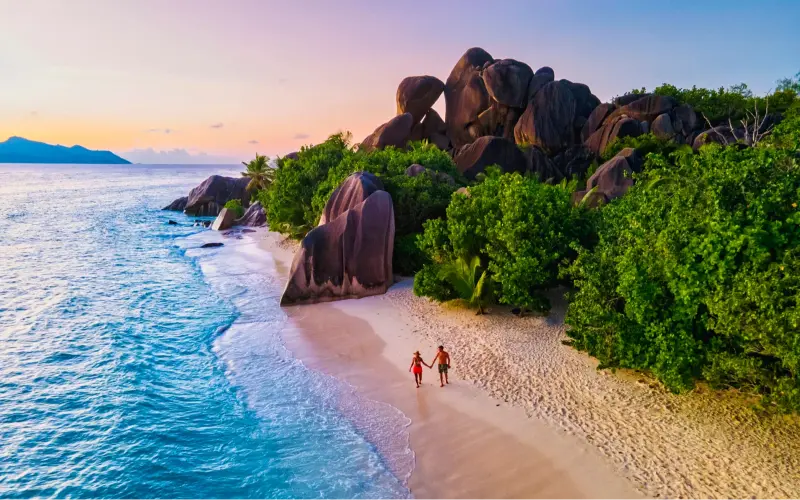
(256, 229), (800, 499)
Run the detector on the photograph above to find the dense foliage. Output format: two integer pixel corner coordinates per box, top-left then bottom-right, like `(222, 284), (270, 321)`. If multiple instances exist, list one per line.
(414, 168), (592, 312)
(223, 199), (244, 218)
(258, 133), (462, 274)
(565, 143), (800, 411)
(623, 79), (798, 126)
(259, 133), (351, 238)
(601, 133), (691, 162)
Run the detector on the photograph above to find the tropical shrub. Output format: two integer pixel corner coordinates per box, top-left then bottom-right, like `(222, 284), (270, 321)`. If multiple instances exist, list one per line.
(413, 263), (456, 302)
(565, 144), (800, 411)
(601, 133), (691, 162)
(414, 168), (591, 312)
(259, 135), (462, 273)
(223, 199), (244, 218)
(393, 233), (427, 276)
(766, 99), (800, 151)
(622, 81), (798, 126)
(439, 255), (492, 314)
(262, 133), (352, 238)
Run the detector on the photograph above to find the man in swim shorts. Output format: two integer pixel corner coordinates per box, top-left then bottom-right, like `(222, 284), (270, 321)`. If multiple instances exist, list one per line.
(430, 345), (450, 387)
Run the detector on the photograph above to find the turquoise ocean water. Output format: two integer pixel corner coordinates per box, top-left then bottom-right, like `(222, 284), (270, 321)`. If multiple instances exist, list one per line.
(0, 165), (412, 499)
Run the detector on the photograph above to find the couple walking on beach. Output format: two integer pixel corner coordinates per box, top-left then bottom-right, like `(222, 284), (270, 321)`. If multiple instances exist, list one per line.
(409, 346), (450, 388)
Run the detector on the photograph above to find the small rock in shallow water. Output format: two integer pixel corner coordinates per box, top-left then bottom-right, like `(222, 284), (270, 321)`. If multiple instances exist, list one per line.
(200, 242), (224, 248)
(167, 220), (178, 225)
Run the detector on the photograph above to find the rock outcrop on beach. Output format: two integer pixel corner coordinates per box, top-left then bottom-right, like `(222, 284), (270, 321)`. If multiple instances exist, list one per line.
(211, 207), (236, 231)
(234, 201), (267, 227)
(164, 175), (250, 216)
(281, 172), (395, 305)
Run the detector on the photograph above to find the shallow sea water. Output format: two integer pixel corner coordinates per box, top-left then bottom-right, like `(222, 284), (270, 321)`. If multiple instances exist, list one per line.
(0, 164), (411, 499)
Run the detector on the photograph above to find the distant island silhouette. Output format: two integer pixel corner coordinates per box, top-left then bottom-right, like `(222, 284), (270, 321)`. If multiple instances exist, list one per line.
(0, 136), (130, 164)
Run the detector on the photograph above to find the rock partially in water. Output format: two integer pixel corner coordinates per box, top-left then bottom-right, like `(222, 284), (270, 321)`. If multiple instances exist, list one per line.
(200, 242), (224, 248)
(163, 196), (188, 211)
(184, 175), (250, 216)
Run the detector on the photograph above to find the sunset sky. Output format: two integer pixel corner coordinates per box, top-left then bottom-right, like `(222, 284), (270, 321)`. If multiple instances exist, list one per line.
(1, 0), (798, 163)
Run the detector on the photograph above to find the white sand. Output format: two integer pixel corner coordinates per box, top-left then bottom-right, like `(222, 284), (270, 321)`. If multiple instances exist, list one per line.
(257, 228), (800, 498)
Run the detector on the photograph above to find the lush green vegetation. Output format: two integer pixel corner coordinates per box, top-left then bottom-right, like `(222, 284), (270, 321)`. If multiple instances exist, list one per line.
(413, 168), (593, 313)
(601, 133), (691, 162)
(258, 73), (800, 411)
(623, 78), (799, 126)
(437, 255), (493, 314)
(565, 140), (800, 411)
(256, 133), (462, 274)
(223, 199), (244, 218)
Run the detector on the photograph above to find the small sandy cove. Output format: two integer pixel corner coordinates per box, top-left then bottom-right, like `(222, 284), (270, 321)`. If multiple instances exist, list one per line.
(257, 229), (800, 499)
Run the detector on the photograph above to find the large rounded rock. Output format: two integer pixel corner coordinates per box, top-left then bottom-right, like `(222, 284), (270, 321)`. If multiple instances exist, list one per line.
(444, 47), (495, 148)
(482, 59), (533, 108)
(319, 172), (384, 226)
(584, 116), (642, 156)
(692, 125), (742, 150)
(396, 76), (445, 124)
(454, 136), (527, 180)
(586, 155), (634, 201)
(359, 113), (415, 152)
(281, 190), (395, 305)
(184, 175), (251, 216)
(673, 104), (698, 135)
(563, 80), (600, 120)
(527, 67), (555, 101)
(234, 201), (266, 227)
(514, 80), (577, 154)
(163, 196), (188, 211)
(581, 103), (615, 141)
(651, 113), (675, 139)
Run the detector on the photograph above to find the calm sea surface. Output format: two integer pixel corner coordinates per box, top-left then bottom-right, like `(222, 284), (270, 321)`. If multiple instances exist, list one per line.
(0, 164), (411, 499)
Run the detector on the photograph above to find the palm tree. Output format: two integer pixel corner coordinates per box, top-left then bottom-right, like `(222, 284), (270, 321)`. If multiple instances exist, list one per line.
(241, 154), (275, 192)
(439, 255), (492, 314)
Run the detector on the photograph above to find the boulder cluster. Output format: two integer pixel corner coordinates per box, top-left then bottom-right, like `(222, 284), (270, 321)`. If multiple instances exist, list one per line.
(358, 47), (719, 195)
(162, 175), (267, 228)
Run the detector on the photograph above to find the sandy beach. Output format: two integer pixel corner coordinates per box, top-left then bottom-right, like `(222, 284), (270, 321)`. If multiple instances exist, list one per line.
(256, 229), (800, 499)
